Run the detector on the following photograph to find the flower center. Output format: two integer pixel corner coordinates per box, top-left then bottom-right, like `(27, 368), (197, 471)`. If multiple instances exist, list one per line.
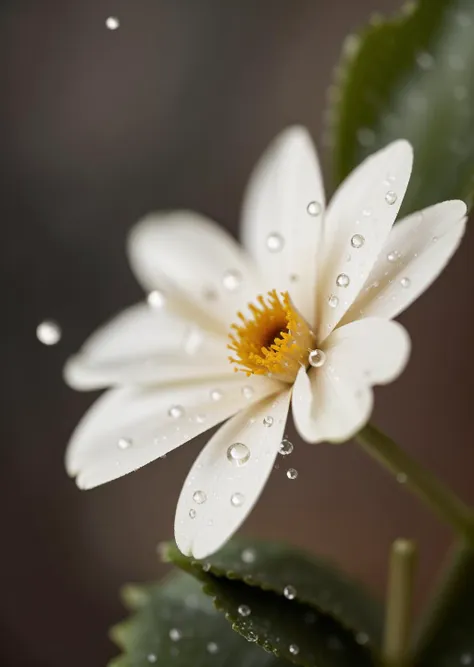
(228, 290), (315, 383)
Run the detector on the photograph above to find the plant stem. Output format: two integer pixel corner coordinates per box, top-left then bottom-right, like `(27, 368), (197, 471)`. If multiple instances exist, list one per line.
(356, 423), (474, 543)
(383, 539), (417, 667)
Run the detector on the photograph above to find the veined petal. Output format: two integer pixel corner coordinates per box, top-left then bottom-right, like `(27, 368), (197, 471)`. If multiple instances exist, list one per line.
(292, 318), (410, 443)
(342, 200), (467, 322)
(66, 375), (281, 489)
(317, 141), (413, 341)
(175, 388), (291, 558)
(64, 303), (231, 390)
(241, 127), (325, 325)
(128, 211), (263, 336)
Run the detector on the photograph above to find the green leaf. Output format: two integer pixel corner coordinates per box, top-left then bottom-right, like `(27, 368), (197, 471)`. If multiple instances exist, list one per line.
(328, 0), (474, 213)
(414, 542), (474, 667)
(162, 539), (382, 667)
(109, 572), (286, 667)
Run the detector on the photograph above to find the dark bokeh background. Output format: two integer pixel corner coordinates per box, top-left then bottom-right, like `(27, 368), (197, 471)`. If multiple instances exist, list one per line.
(2, 1), (474, 666)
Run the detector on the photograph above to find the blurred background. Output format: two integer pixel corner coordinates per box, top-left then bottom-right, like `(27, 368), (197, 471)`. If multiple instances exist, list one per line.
(2, 1), (474, 665)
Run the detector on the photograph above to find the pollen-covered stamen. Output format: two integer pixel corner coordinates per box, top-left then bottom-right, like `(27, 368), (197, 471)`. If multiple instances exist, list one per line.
(228, 290), (315, 383)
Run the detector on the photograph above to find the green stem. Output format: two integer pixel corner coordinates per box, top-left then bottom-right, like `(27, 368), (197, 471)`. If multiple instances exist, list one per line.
(383, 539), (417, 667)
(357, 423), (474, 543)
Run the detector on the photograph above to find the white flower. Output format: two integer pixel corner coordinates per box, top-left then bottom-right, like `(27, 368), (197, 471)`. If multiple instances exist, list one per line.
(65, 127), (466, 558)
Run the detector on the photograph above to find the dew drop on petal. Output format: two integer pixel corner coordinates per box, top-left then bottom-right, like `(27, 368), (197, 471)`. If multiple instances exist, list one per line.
(308, 349), (326, 368)
(193, 490), (207, 504)
(210, 389), (223, 401)
(222, 269), (242, 291)
(263, 415), (274, 427)
(279, 439), (293, 456)
(351, 234), (365, 248)
(387, 250), (401, 263)
(336, 273), (350, 288)
(189, 509), (197, 519)
(306, 201), (322, 216)
(231, 492), (245, 507)
(242, 385), (254, 400)
(36, 320), (62, 345)
(106, 16), (120, 30)
(287, 468), (298, 480)
(195, 413), (206, 424)
(246, 630), (258, 642)
(238, 604), (251, 617)
(266, 232), (284, 252)
(117, 437), (132, 450)
(385, 190), (398, 205)
(169, 628), (182, 642)
(168, 405), (185, 419)
(284, 585), (296, 600)
(432, 236), (439, 243)
(362, 208), (372, 217)
(241, 548), (256, 563)
(207, 642), (219, 654)
(147, 290), (165, 308)
(227, 443), (250, 466)
(400, 277), (411, 288)
(289, 644), (300, 656)
(328, 295), (339, 308)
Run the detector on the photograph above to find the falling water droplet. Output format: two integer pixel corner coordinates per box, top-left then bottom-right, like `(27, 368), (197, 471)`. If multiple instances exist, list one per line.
(169, 628), (182, 641)
(289, 644), (300, 656)
(287, 468), (298, 480)
(284, 585), (296, 600)
(266, 233), (284, 252)
(227, 443), (251, 466)
(207, 642), (219, 654)
(36, 320), (62, 345)
(106, 16), (120, 30)
(238, 604), (251, 617)
(147, 654), (157, 663)
(241, 548), (256, 563)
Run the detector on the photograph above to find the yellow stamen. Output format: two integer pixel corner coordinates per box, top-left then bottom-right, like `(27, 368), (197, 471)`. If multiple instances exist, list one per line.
(228, 290), (314, 383)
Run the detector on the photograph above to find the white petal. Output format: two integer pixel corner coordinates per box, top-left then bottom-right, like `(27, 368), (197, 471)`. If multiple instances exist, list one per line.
(64, 303), (231, 390)
(341, 200), (467, 322)
(241, 126), (325, 324)
(175, 388), (291, 558)
(128, 211), (263, 335)
(293, 318), (410, 443)
(317, 141), (413, 340)
(66, 375), (281, 489)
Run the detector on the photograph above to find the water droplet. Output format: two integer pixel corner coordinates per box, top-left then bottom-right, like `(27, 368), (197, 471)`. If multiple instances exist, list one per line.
(279, 439), (293, 456)
(397, 473), (408, 484)
(385, 191), (398, 205)
(210, 389), (223, 401)
(387, 250), (401, 262)
(169, 628), (182, 641)
(238, 604), (251, 617)
(193, 490), (207, 504)
(432, 236), (438, 243)
(336, 273), (350, 288)
(308, 349), (326, 368)
(287, 468), (298, 480)
(289, 644), (300, 656)
(246, 630), (258, 642)
(227, 443), (251, 466)
(266, 233), (284, 252)
(231, 492), (245, 507)
(242, 385), (254, 399)
(195, 413), (206, 424)
(356, 632), (369, 645)
(106, 16), (120, 30)
(362, 208), (372, 217)
(356, 128), (375, 147)
(263, 415), (274, 427)
(306, 201), (322, 216)
(36, 320), (61, 345)
(168, 405), (184, 419)
(328, 295), (339, 308)
(284, 585), (296, 600)
(222, 269), (242, 291)
(188, 509), (196, 519)
(241, 548), (256, 563)
(416, 51), (434, 70)
(147, 290), (165, 308)
(461, 653), (473, 666)
(207, 642), (219, 654)
(147, 654), (157, 663)
(351, 234), (365, 249)
(400, 277), (411, 288)
(117, 437), (132, 450)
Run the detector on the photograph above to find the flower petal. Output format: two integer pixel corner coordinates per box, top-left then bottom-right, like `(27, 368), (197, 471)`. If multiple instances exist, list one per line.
(341, 200), (467, 322)
(292, 318), (410, 443)
(66, 375), (281, 489)
(128, 211), (263, 335)
(317, 141), (413, 340)
(64, 303), (231, 390)
(240, 126), (325, 325)
(174, 388), (291, 558)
